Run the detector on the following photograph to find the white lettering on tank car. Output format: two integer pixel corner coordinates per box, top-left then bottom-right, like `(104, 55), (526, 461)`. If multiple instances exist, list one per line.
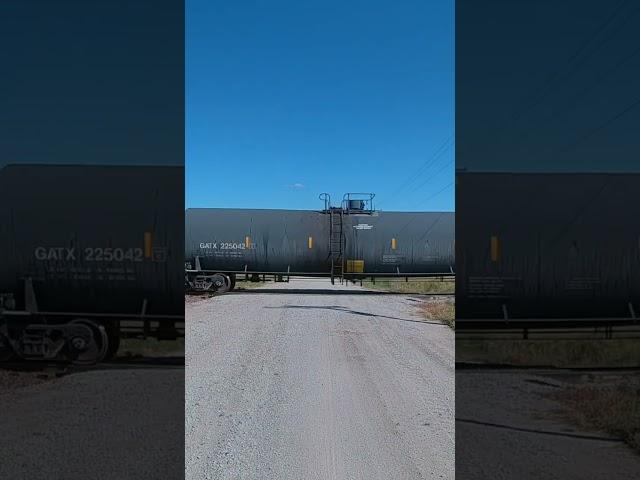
(84, 247), (144, 262)
(34, 247), (146, 262)
(199, 241), (255, 250)
(34, 247), (76, 261)
(220, 242), (246, 250)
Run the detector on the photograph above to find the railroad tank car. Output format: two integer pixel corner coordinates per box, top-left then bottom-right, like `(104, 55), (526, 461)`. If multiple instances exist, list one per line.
(185, 198), (454, 291)
(456, 172), (640, 320)
(0, 164), (184, 363)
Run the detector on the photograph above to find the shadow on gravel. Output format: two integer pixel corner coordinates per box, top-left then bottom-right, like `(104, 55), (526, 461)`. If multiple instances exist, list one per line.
(232, 288), (452, 296)
(265, 305), (446, 326)
(455, 418), (624, 442)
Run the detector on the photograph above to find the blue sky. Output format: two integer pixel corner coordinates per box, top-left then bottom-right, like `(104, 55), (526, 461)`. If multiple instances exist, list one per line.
(458, 1), (640, 173)
(1, 1), (183, 169)
(186, 1), (454, 211)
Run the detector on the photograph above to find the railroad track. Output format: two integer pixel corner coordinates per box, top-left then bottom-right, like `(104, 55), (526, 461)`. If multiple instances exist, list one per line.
(229, 288), (454, 296)
(186, 289), (454, 297)
(457, 317), (640, 339)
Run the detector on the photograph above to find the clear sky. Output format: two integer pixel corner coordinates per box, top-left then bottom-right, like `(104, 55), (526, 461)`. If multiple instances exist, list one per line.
(186, 1), (454, 211)
(1, 1), (183, 169)
(458, 0), (640, 174)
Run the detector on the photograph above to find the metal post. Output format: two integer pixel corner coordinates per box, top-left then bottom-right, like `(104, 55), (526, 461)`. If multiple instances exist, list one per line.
(141, 298), (149, 339)
(502, 304), (509, 325)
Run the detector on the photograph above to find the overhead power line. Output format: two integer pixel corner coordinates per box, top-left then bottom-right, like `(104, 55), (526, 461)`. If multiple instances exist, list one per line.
(483, 0), (632, 153)
(378, 133), (454, 210)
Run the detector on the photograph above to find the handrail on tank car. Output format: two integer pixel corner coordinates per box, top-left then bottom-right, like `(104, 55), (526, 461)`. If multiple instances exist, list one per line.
(319, 193), (331, 211)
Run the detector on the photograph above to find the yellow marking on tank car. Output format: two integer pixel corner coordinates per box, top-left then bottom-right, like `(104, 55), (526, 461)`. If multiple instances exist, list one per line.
(245, 236), (252, 248)
(346, 259), (365, 273)
(491, 235), (499, 262)
(308, 236), (313, 249)
(144, 232), (153, 258)
(391, 238), (397, 250)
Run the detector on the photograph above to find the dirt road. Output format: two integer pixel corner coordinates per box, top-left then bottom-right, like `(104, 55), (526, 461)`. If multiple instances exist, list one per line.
(186, 278), (454, 480)
(0, 366), (184, 479)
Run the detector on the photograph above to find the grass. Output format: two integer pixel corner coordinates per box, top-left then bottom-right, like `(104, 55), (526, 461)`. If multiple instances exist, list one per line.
(0, 370), (51, 392)
(234, 279), (270, 290)
(359, 278), (455, 326)
(362, 278), (454, 295)
(118, 338), (184, 357)
(456, 338), (640, 368)
(549, 385), (640, 452)
(420, 301), (455, 328)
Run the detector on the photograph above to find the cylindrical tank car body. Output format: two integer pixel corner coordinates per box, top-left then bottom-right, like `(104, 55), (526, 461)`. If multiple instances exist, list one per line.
(456, 172), (640, 320)
(0, 164), (184, 315)
(185, 208), (454, 276)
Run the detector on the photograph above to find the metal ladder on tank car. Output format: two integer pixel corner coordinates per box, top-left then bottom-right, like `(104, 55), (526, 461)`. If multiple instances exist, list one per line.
(329, 207), (344, 284)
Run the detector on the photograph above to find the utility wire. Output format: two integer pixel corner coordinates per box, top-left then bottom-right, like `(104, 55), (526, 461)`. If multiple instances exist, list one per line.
(557, 94), (640, 156)
(417, 212), (446, 243)
(503, 0), (630, 129)
(408, 157), (454, 195)
(519, 41), (640, 144)
(420, 181), (454, 208)
(395, 182), (454, 236)
(378, 134), (453, 209)
(480, 0), (632, 154)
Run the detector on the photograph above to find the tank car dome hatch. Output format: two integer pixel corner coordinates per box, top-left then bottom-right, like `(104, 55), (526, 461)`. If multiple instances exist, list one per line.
(342, 193), (375, 214)
(348, 200), (365, 210)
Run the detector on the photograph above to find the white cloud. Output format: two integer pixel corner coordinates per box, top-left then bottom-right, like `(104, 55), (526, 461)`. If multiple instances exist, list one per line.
(289, 183), (305, 189)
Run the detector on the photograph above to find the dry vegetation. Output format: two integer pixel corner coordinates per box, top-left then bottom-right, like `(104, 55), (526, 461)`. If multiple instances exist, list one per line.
(184, 292), (215, 304)
(234, 279), (269, 290)
(0, 370), (51, 393)
(420, 300), (455, 328)
(456, 338), (640, 368)
(360, 278), (455, 326)
(549, 385), (640, 452)
(362, 278), (454, 295)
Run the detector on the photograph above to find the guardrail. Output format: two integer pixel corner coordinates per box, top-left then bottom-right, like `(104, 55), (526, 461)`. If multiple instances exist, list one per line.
(456, 317), (640, 339)
(186, 268), (454, 279)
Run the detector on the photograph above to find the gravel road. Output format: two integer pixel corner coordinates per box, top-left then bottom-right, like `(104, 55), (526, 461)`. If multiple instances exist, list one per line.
(186, 278), (454, 480)
(0, 366), (184, 479)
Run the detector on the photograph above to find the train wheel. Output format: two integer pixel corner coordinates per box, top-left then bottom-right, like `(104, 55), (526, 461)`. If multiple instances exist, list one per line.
(68, 319), (108, 365)
(228, 273), (236, 291)
(211, 273), (231, 293)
